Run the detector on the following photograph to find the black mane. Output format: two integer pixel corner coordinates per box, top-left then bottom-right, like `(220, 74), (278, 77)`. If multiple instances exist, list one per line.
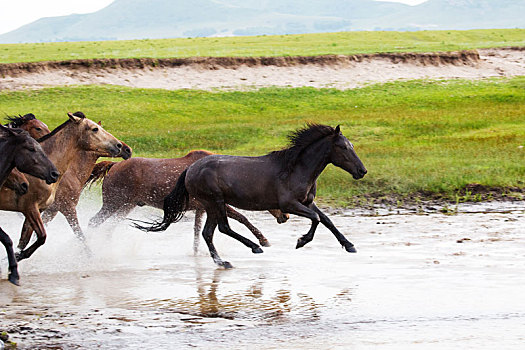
(36, 111), (85, 143)
(4, 113), (36, 128)
(270, 123), (336, 173)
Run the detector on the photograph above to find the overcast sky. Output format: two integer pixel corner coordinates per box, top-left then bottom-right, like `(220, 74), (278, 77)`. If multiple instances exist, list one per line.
(0, 0), (428, 36)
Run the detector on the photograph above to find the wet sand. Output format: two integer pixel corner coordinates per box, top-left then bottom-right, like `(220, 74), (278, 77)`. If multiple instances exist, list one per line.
(1, 198), (524, 349)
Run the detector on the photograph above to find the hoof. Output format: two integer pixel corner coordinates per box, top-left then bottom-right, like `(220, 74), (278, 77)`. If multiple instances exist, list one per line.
(8, 273), (20, 286)
(344, 243), (357, 253)
(221, 261), (234, 269)
(259, 239), (271, 247)
(252, 246), (264, 254)
(296, 238), (307, 249)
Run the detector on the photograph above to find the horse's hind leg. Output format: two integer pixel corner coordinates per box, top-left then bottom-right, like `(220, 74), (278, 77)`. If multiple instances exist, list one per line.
(216, 201), (263, 254)
(312, 203), (356, 253)
(201, 215), (232, 269)
(193, 208), (204, 255)
(0, 228), (19, 285)
(225, 205), (270, 247)
(89, 206), (115, 227)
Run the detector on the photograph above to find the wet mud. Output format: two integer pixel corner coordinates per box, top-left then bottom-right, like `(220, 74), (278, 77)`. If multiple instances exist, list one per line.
(1, 199), (524, 349)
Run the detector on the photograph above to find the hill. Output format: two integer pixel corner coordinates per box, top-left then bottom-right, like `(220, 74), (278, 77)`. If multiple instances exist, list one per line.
(0, 0), (523, 43)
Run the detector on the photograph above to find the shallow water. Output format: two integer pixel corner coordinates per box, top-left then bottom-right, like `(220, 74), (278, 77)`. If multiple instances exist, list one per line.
(1, 199), (524, 349)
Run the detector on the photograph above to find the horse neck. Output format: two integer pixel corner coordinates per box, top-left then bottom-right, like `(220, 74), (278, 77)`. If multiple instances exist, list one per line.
(40, 123), (83, 176)
(68, 151), (100, 183)
(0, 149), (15, 187)
(0, 142), (16, 186)
(291, 137), (331, 184)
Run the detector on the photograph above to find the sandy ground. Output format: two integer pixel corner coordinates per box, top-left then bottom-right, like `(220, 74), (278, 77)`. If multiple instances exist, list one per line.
(1, 48), (524, 91)
(1, 198), (524, 349)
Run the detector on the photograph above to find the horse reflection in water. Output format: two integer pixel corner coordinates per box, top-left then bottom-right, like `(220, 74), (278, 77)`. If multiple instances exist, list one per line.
(137, 265), (319, 323)
(136, 124), (367, 268)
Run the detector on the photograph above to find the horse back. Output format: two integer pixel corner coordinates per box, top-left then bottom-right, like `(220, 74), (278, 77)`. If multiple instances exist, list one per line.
(185, 154), (281, 209)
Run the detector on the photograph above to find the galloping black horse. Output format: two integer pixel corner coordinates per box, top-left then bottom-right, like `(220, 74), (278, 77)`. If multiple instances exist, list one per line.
(136, 124), (367, 268)
(0, 124), (59, 285)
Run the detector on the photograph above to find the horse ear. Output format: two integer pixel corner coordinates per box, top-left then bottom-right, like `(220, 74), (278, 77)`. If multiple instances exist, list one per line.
(0, 124), (18, 136)
(67, 112), (82, 123)
(335, 125), (341, 134)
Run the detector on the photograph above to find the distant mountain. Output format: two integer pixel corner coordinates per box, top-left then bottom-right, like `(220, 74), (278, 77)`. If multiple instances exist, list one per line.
(364, 0), (525, 31)
(0, 0), (523, 43)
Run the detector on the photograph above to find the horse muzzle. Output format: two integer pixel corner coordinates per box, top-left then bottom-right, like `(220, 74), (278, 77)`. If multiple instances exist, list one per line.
(353, 168), (367, 180)
(45, 170), (60, 184)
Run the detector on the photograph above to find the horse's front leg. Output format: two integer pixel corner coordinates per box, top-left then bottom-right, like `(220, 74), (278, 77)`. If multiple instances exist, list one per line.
(0, 227), (19, 285)
(60, 206), (86, 242)
(311, 203), (356, 253)
(16, 208), (47, 261)
(17, 217), (34, 252)
(280, 201), (320, 249)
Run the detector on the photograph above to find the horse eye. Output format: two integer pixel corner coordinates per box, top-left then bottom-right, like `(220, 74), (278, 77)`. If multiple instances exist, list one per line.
(35, 127), (42, 131)
(92, 127), (99, 132)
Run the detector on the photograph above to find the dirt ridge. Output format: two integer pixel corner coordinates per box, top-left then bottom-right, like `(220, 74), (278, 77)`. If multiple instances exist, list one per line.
(0, 50), (486, 77)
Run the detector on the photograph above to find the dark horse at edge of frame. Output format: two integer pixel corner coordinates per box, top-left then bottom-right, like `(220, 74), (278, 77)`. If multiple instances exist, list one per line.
(0, 125), (59, 285)
(135, 124), (367, 268)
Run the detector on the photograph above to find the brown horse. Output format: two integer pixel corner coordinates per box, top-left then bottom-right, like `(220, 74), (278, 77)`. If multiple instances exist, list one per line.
(0, 112), (124, 262)
(3, 169), (29, 196)
(3, 114), (132, 242)
(87, 151), (288, 254)
(136, 124), (367, 268)
(0, 125), (58, 285)
(2, 114), (51, 195)
(5, 113), (50, 139)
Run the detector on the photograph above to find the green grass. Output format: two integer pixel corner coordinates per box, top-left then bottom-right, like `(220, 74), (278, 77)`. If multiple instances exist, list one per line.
(1, 77), (524, 205)
(1, 29), (524, 64)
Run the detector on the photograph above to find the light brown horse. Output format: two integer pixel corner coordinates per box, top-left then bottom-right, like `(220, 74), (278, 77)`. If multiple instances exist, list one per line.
(87, 151), (288, 254)
(41, 140), (132, 241)
(0, 125), (58, 285)
(0, 112), (124, 262)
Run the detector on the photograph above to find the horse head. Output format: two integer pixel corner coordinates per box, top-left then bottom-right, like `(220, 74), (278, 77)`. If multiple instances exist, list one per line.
(0, 125), (59, 184)
(4, 169), (29, 195)
(329, 125), (367, 180)
(6, 113), (50, 139)
(68, 112), (123, 157)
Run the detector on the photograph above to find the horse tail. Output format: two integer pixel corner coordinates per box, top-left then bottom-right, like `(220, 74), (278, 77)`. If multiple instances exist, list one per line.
(84, 161), (116, 188)
(133, 169), (189, 232)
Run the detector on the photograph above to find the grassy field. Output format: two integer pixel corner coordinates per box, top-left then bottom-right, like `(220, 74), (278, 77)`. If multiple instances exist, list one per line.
(1, 77), (523, 206)
(1, 29), (524, 64)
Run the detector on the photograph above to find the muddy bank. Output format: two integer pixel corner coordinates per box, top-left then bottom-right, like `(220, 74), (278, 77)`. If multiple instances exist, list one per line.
(1, 47), (523, 91)
(0, 50), (483, 75)
(349, 184), (525, 213)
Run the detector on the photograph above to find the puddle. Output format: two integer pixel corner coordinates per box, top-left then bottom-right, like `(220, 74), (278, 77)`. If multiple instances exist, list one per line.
(1, 199), (524, 349)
